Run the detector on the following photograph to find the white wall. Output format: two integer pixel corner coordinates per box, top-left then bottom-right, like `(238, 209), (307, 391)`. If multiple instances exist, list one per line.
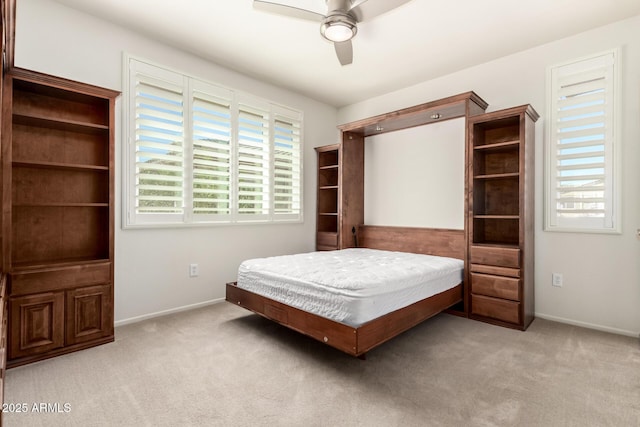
(364, 118), (465, 229)
(340, 15), (640, 337)
(15, 0), (339, 323)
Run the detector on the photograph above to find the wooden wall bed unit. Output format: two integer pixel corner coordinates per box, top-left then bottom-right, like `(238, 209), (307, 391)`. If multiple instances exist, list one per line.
(227, 91), (538, 357)
(226, 226), (465, 358)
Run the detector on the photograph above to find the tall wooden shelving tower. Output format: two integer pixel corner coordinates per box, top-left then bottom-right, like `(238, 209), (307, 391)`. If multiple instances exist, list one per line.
(468, 105), (538, 330)
(2, 69), (119, 366)
(0, 0), (119, 370)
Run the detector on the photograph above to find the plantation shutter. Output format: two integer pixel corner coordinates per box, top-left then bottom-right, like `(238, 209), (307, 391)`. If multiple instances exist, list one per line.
(237, 100), (270, 220)
(273, 107), (302, 220)
(191, 82), (233, 221)
(125, 57), (304, 227)
(131, 61), (185, 223)
(547, 50), (618, 232)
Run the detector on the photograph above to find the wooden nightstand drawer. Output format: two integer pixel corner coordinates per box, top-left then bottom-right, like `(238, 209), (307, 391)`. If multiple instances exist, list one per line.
(471, 273), (520, 301)
(470, 245), (520, 268)
(471, 294), (521, 324)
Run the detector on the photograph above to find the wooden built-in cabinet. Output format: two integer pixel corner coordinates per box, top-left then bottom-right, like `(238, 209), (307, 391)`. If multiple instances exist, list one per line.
(315, 144), (340, 250)
(318, 94), (538, 330)
(315, 134), (364, 251)
(468, 105), (538, 330)
(325, 92), (490, 315)
(2, 68), (119, 367)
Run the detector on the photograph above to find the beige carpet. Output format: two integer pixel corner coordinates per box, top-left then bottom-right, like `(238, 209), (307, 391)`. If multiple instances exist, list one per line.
(4, 302), (640, 426)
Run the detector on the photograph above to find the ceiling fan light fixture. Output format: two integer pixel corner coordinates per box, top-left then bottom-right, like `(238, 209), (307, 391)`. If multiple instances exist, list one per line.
(320, 13), (357, 42)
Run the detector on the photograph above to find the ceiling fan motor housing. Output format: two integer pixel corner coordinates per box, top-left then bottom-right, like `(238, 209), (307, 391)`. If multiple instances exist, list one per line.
(327, 0), (352, 13)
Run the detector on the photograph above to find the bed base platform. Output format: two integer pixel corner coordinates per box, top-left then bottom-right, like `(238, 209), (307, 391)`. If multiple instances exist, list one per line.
(226, 281), (462, 358)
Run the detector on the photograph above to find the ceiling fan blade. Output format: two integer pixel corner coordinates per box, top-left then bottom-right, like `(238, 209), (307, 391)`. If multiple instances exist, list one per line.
(334, 40), (353, 66)
(253, 0), (325, 22)
(350, 0), (413, 22)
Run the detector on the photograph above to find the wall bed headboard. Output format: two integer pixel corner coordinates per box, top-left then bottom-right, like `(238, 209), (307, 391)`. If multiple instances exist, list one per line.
(357, 225), (465, 260)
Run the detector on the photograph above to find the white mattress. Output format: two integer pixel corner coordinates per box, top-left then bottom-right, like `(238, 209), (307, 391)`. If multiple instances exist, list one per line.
(237, 248), (463, 327)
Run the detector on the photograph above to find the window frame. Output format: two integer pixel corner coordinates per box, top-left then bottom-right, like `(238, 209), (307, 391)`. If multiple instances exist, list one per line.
(544, 48), (621, 234)
(122, 54), (304, 228)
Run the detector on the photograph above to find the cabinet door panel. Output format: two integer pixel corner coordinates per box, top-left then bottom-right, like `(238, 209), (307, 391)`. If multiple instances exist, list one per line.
(9, 293), (65, 359)
(66, 284), (113, 345)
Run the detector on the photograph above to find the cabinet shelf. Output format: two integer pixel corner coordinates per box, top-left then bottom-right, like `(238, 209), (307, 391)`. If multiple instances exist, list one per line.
(474, 172), (519, 180)
(11, 257), (111, 273)
(12, 160), (109, 171)
(471, 242), (520, 250)
(474, 215), (519, 220)
(13, 202), (109, 207)
(316, 145), (342, 248)
(13, 113), (109, 133)
(473, 140), (519, 151)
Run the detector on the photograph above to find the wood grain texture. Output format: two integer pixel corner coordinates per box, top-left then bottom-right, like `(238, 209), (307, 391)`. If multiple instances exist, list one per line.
(227, 282), (461, 357)
(358, 225), (465, 260)
(522, 111), (536, 329)
(9, 262), (111, 295)
(65, 284), (113, 346)
(470, 245), (520, 269)
(357, 284), (461, 354)
(339, 133), (364, 249)
(471, 294), (520, 325)
(338, 92), (488, 136)
(470, 263), (520, 278)
(470, 273), (520, 301)
(9, 292), (64, 359)
(227, 283), (359, 355)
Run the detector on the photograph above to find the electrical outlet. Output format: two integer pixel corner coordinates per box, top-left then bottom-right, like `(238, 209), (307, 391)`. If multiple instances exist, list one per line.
(552, 273), (563, 287)
(189, 263), (199, 277)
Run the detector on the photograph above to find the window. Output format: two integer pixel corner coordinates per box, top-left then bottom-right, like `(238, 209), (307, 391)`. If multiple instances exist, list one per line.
(124, 56), (303, 227)
(545, 49), (620, 233)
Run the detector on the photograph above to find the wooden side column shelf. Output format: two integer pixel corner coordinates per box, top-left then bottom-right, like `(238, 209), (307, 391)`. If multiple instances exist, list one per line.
(468, 105), (538, 330)
(2, 68), (119, 367)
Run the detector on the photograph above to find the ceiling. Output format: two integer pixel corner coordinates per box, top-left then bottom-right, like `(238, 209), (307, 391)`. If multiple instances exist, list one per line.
(51, 0), (640, 107)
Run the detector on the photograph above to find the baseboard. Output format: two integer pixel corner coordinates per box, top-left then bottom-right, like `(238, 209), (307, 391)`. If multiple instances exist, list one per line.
(535, 312), (640, 338)
(114, 298), (225, 327)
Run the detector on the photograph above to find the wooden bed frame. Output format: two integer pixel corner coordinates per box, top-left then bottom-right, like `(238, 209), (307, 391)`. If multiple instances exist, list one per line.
(226, 225), (466, 358)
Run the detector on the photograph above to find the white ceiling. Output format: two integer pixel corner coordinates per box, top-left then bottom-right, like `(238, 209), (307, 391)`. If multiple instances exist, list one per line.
(51, 0), (640, 107)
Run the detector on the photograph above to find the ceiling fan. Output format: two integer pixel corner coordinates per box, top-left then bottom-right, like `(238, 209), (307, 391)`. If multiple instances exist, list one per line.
(253, 0), (413, 66)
